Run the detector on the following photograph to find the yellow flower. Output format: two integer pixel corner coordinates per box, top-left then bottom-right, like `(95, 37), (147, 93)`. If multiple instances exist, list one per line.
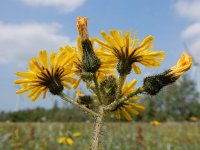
(66, 138), (74, 145)
(150, 120), (161, 126)
(95, 30), (165, 75)
(58, 137), (74, 145)
(76, 16), (89, 40)
(59, 38), (115, 88)
(14, 50), (76, 101)
(114, 79), (145, 121)
(189, 116), (197, 122)
(73, 132), (81, 137)
(168, 52), (192, 79)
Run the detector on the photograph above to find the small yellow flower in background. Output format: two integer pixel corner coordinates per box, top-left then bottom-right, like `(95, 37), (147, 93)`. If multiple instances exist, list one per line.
(58, 137), (74, 145)
(73, 132), (81, 137)
(150, 120), (161, 126)
(114, 79), (145, 121)
(66, 137), (74, 145)
(189, 116), (198, 122)
(95, 30), (165, 75)
(14, 50), (76, 101)
(168, 52), (192, 79)
(14, 128), (19, 136)
(58, 137), (66, 144)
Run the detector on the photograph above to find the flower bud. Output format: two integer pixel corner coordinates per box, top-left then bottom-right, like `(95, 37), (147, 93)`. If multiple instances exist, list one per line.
(77, 95), (94, 108)
(143, 52), (192, 95)
(81, 39), (101, 73)
(100, 76), (117, 104)
(117, 60), (132, 76)
(76, 16), (101, 73)
(143, 72), (176, 95)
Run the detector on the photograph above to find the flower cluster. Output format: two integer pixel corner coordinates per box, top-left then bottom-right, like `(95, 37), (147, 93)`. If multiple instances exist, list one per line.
(14, 16), (192, 122)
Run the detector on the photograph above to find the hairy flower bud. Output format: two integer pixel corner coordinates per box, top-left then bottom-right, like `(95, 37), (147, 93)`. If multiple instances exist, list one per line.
(100, 76), (117, 104)
(143, 52), (192, 95)
(77, 95), (94, 108)
(81, 39), (101, 73)
(143, 72), (176, 95)
(76, 16), (101, 73)
(117, 60), (132, 76)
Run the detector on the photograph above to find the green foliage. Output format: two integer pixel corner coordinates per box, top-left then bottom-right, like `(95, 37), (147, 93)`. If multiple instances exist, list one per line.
(0, 123), (200, 150)
(0, 106), (89, 122)
(139, 75), (200, 121)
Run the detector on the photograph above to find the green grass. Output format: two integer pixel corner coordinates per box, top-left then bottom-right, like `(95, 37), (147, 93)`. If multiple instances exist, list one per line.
(0, 122), (200, 150)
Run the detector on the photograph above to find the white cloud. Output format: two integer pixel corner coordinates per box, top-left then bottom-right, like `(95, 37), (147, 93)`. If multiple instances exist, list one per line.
(173, 0), (200, 61)
(21, 0), (85, 12)
(181, 23), (200, 61)
(174, 0), (200, 21)
(182, 23), (200, 39)
(0, 22), (73, 66)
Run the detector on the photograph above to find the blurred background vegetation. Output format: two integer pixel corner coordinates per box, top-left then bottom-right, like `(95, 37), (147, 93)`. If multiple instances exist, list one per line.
(1, 75), (199, 122)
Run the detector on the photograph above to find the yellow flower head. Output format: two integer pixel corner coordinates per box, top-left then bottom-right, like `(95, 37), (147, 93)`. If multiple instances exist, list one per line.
(59, 38), (115, 89)
(168, 52), (192, 79)
(14, 50), (76, 101)
(76, 16), (89, 40)
(58, 137), (74, 145)
(150, 120), (161, 126)
(95, 30), (165, 75)
(73, 132), (81, 137)
(114, 79), (144, 121)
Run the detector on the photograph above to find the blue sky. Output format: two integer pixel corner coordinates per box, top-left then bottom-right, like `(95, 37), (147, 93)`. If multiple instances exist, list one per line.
(0, 0), (199, 111)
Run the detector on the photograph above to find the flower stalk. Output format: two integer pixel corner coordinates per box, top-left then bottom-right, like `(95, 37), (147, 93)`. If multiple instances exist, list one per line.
(91, 106), (105, 150)
(92, 73), (103, 104)
(59, 92), (98, 117)
(116, 75), (126, 99)
(105, 87), (144, 111)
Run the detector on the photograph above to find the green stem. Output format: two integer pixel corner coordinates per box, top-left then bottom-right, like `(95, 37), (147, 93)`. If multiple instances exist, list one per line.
(91, 106), (104, 150)
(105, 87), (144, 111)
(92, 73), (103, 104)
(116, 75), (126, 99)
(58, 92), (98, 117)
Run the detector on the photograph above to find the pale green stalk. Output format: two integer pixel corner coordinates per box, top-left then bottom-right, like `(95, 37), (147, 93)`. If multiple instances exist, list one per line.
(92, 73), (103, 104)
(59, 92), (98, 117)
(105, 87), (144, 111)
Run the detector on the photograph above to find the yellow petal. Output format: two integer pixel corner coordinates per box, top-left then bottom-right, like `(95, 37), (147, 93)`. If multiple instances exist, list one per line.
(121, 108), (132, 121)
(62, 77), (76, 84)
(38, 50), (48, 68)
(115, 109), (121, 120)
(125, 106), (139, 115)
(63, 83), (71, 90)
(132, 63), (141, 74)
(31, 87), (45, 101)
(66, 138), (74, 145)
(16, 86), (34, 94)
(73, 78), (81, 89)
(16, 72), (36, 79)
(129, 96), (140, 101)
(110, 30), (123, 47)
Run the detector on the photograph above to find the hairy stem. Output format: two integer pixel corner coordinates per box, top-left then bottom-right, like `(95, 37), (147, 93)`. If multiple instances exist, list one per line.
(59, 92), (98, 117)
(116, 75), (126, 99)
(105, 87), (144, 111)
(91, 106), (104, 150)
(92, 73), (103, 104)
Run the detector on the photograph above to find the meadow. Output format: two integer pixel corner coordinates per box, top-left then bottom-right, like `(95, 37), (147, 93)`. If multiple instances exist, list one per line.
(0, 122), (199, 150)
